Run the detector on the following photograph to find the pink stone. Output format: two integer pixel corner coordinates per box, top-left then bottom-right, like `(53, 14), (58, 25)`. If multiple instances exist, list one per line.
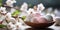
(33, 16), (48, 23)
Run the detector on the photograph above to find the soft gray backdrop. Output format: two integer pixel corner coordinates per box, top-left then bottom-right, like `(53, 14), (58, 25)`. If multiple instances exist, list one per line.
(2, 0), (60, 8)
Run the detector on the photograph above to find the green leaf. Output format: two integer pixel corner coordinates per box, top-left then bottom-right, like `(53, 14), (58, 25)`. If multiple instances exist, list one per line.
(0, 0), (2, 7)
(22, 16), (26, 21)
(0, 0), (2, 3)
(12, 10), (21, 16)
(0, 24), (6, 28)
(0, 3), (2, 7)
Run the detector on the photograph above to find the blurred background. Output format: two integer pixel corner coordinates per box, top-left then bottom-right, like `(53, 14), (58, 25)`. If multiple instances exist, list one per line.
(2, 0), (60, 8)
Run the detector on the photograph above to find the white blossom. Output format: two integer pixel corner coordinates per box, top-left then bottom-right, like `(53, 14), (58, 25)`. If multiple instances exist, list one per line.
(0, 7), (7, 14)
(15, 22), (21, 30)
(37, 3), (45, 16)
(20, 2), (28, 12)
(0, 7), (7, 21)
(7, 22), (16, 30)
(27, 8), (34, 15)
(19, 2), (28, 17)
(0, 15), (6, 21)
(15, 20), (31, 30)
(54, 9), (58, 14)
(6, 12), (12, 18)
(6, 0), (16, 7)
(37, 3), (45, 11)
(27, 8), (39, 15)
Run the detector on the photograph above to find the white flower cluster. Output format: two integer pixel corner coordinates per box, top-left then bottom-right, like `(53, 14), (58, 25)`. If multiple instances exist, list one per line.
(7, 18), (30, 30)
(0, 3), (30, 30)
